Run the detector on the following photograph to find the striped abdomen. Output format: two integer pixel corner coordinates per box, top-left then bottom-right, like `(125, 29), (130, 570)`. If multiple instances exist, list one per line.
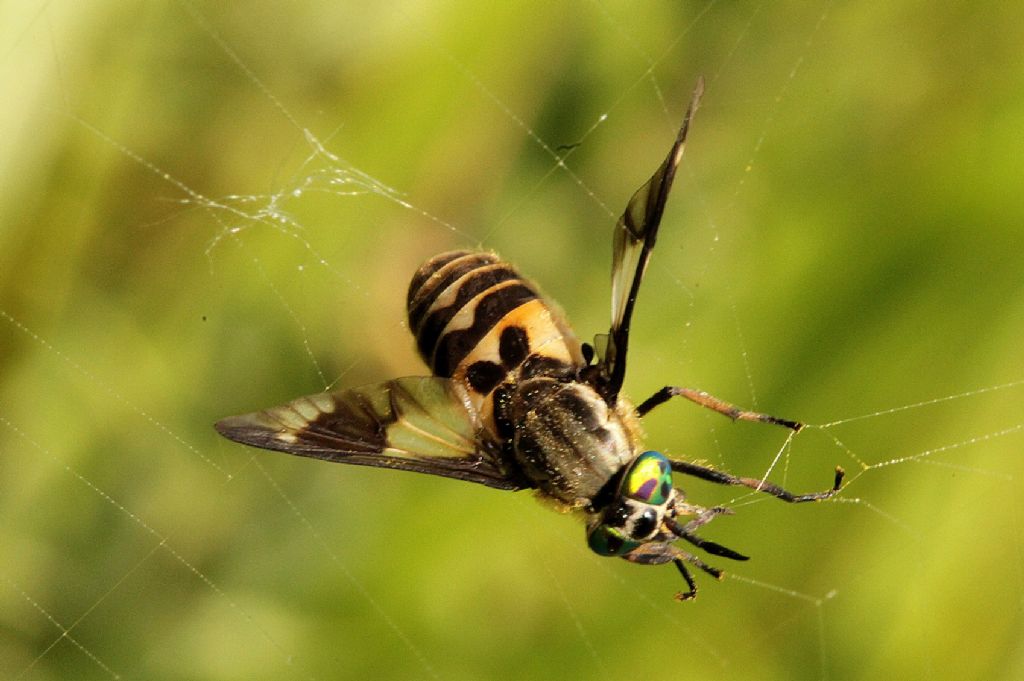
(408, 250), (641, 505)
(407, 251), (585, 396)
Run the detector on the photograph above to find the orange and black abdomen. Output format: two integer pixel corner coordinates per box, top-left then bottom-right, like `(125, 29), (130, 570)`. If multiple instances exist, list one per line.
(407, 251), (584, 397)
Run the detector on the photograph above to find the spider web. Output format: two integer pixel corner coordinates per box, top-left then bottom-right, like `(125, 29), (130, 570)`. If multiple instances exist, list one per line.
(2, 2), (1023, 680)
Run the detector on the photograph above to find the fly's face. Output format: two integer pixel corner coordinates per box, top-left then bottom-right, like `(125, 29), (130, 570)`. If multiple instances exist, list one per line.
(215, 78), (843, 601)
(587, 451), (675, 556)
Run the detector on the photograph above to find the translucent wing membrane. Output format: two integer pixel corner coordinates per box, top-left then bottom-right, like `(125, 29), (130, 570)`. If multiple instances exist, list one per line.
(602, 78), (704, 402)
(215, 377), (525, 490)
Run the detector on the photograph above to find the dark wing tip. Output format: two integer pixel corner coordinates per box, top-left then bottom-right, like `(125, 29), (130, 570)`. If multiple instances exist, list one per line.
(214, 414), (245, 437)
(214, 411), (287, 448)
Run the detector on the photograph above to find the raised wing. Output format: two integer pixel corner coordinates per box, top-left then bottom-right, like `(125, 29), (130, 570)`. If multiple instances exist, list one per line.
(598, 78), (704, 403)
(215, 376), (526, 490)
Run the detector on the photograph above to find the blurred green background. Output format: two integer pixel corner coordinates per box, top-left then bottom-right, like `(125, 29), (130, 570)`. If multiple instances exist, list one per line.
(2, 2), (1022, 680)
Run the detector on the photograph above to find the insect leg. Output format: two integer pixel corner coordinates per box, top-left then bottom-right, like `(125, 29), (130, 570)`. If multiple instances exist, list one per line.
(673, 559), (698, 601)
(624, 543), (726, 601)
(670, 459), (845, 503)
(672, 502), (733, 531)
(673, 552), (727, 601)
(636, 385), (803, 431)
(664, 517), (749, 562)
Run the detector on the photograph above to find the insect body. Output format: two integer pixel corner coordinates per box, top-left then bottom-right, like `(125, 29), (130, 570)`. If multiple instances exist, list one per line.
(406, 249), (639, 506)
(215, 79), (843, 600)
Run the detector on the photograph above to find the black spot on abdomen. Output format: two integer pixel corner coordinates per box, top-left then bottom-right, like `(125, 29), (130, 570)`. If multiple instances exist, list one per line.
(466, 360), (506, 394)
(499, 326), (529, 368)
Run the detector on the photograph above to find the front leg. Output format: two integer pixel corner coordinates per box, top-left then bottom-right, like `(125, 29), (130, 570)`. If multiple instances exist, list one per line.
(636, 385), (803, 431)
(624, 542), (726, 601)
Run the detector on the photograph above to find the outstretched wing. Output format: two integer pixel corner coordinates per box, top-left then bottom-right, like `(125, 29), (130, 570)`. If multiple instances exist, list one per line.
(215, 376), (526, 490)
(597, 78), (704, 403)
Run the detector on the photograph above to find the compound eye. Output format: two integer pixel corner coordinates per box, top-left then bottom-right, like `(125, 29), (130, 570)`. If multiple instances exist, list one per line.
(587, 523), (642, 557)
(623, 451), (674, 505)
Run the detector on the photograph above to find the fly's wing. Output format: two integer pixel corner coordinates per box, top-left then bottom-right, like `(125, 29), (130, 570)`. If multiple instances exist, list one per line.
(597, 78), (704, 403)
(215, 376), (526, 490)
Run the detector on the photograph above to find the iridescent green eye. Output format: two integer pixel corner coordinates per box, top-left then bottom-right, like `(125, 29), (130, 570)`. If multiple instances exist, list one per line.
(587, 523), (642, 556)
(623, 451), (673, 505)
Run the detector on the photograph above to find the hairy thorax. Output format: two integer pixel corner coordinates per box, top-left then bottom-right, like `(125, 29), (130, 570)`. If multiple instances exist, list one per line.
(508, 377), (643, 508)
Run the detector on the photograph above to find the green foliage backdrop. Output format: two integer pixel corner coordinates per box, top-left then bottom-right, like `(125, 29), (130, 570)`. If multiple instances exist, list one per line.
(2, 2), (1022, 680)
